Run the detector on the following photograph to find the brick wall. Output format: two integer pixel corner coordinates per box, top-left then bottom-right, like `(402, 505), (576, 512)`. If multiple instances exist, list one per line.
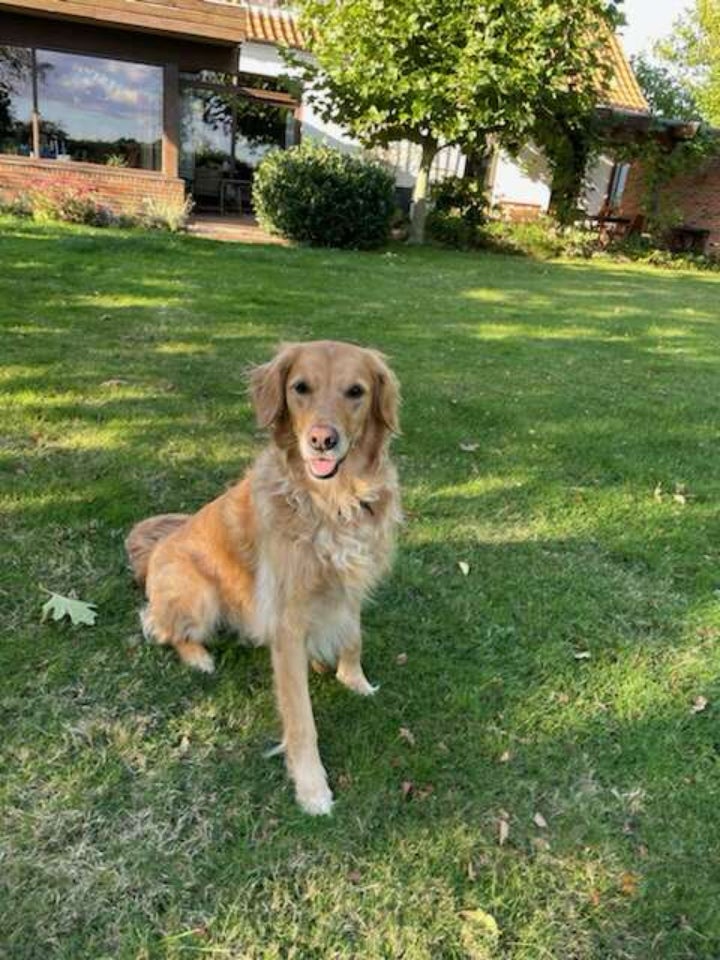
(620, 154), (720, 256)
(0, 155), (185, 216)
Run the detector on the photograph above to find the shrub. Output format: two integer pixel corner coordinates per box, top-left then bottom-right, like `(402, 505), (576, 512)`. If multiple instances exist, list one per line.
(479, 215), (597, 259)
(137, 194), (193, 232)
(427, 176), (488, 248)
(252, 143), (395, 249)
(27, 176), (114, 226)
(0, 191), (31, 218)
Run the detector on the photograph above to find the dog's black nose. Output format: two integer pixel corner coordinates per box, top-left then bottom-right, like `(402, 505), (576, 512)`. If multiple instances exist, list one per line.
(309, 425), (339, 452)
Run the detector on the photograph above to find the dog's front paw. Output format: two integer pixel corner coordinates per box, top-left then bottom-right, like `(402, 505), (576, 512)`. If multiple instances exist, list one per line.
(295, 774), (334, 816)
(336, 665), (379, 697)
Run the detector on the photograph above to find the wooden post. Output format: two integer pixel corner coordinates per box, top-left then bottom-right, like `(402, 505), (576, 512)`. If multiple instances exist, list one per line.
(162, 62), (180, 177)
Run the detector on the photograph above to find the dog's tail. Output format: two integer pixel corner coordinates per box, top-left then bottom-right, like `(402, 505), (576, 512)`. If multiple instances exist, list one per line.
(125, 513), (190, 586)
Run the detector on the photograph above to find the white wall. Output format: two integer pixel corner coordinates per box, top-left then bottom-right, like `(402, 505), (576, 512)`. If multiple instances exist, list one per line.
(488, 145), (552, 211)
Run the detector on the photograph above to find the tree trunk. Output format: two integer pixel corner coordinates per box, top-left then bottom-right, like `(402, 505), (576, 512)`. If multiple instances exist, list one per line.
(409, 141), (437, 244)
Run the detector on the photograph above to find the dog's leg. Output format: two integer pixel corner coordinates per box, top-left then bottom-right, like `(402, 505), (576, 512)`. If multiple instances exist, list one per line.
(271, 626), (333, 816)
(143, 561), (219, 674)
(336, 631), (378, 697)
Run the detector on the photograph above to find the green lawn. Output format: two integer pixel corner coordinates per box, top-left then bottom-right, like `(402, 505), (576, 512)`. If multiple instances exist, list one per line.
(2, 215), (720, 960)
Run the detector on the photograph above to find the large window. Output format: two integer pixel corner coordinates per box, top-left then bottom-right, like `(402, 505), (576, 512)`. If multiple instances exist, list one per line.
(0, 45), (33, 156)
(179, 70), (297, 212)
(0, 45), (162, 169)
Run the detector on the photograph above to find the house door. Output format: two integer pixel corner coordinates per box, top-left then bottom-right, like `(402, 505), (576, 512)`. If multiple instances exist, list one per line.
(179, 72), (299, 215)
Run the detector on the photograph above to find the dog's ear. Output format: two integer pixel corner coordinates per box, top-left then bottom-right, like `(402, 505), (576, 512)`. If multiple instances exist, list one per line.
(367, 349), (401, 435)
(249, 343), (299, 428)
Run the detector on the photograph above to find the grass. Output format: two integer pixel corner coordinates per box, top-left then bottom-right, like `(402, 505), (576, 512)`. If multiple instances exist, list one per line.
(1, 215), (720, 960)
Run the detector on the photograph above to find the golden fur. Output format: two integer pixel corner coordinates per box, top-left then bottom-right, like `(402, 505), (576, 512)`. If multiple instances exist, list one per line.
(125, 340), (401, 814)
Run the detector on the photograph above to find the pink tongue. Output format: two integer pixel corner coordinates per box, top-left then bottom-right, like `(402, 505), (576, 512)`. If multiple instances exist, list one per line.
(311, 458), (336, 477)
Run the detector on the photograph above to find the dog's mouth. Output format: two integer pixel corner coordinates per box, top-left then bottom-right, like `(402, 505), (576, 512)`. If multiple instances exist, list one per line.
(307, 456), (344, 480)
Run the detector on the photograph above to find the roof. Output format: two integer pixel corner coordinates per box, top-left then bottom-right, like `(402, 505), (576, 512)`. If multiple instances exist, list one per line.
(0, 0), (248, 43)
(603, 32), (649, 114)
(237, 6), (648, 113)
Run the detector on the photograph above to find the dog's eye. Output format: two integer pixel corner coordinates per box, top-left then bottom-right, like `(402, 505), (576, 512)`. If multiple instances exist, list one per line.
(345, 384), (365, 399)
(293, 381), (311, 395)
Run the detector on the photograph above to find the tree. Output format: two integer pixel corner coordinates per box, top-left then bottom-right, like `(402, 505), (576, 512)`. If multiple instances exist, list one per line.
(291, 0), (620, 242)
(631, 53), (699, 119)
(655, 0), (720, 125)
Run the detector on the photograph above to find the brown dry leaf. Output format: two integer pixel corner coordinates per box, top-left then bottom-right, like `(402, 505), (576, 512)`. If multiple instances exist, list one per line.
(401, 780), (414, 799)
(336, 772), (353, 791)
(498, 814), (510, 845)
(691, 695), (708, 714)
(533, 811), (548, 829)
(398, 726), (416, 746)
(458, 561), (470, 576)
(417, 783), (435, 800)
(499, 750), (511, 763)
(589, 889), (601, 908)
(396, 652), (408, 666)
(348, 870), (362, 885)
(619, 871), (640, 897)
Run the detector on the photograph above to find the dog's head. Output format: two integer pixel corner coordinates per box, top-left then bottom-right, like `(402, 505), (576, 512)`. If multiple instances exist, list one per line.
(250, 340), (399, 481)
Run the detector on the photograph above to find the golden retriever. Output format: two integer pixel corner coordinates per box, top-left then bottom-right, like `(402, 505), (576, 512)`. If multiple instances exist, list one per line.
(125, 340), (401, 814)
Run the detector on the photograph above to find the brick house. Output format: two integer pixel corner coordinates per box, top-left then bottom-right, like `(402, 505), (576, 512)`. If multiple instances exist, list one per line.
(0, 0), (301, 215)
(0, 0), (685, 232)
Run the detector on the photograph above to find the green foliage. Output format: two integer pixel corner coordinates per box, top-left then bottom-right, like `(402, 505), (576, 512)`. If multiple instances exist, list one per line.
(252, 142), (395, 249)
(426, 175), (488, 248)
(291, 0), (620, 240)
(41, 590), (97, 627)
(480, 215), (598, 259)
(655, 0), (720, 125)
(27, 176), (113, 226)
(616, 126), (717, 237)
(631, 53), (699, 119)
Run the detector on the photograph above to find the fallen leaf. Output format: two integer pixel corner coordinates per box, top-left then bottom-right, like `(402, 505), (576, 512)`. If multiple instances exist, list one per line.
(459, 442), (479, 452)
(589, 889), (601, 908)
(498, 814), (510, 845)
(178, 734), (190, 754)
(41, 590), (97, 627)
(637, 843), (649, 858)
(458, 561), (470, 576)
(532, 836), (550, 851)
(458, 908), (500, 939)
(533, 811), (548, 829)
(573, 650), (592, 660)
(337, 773), (353, 791)
(691, 695), (708, 714)
(619, 871), (639, 897)
(556, 692), (570, 704)
(396, 652), (408, 666)
(398, 726), (416, 746)
(348, 870), (362, 884)
(417, 783), (435, 800)
(653, 483), (663, 501)
(401, 780), (414, 799)
(499, 750), (511, 763)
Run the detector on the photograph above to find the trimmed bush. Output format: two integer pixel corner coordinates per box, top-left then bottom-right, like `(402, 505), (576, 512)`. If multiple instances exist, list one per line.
(252, 143), (395, 249)
(427, 176), (488, 248)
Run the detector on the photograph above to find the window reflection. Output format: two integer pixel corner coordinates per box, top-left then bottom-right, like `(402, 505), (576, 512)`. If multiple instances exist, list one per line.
(38, 50), (162, 169)
(0, 45), (33, 156)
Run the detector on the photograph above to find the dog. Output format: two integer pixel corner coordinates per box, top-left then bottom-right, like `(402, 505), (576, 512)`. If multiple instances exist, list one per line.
(125, 340), (401, 815)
